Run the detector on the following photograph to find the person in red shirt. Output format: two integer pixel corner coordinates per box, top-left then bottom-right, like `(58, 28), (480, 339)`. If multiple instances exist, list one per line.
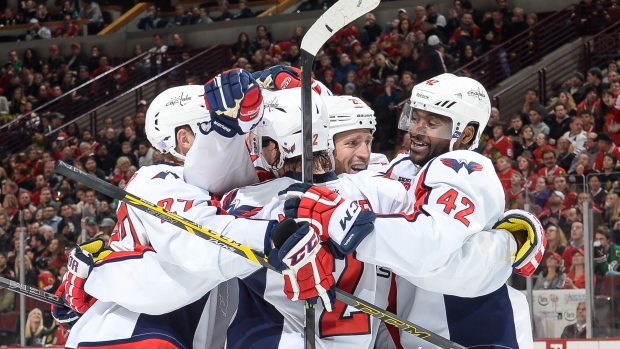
(35, 258), (56, 292)
(594, 132), (620, 171)
(533, 133), (554, 164)
(564, 248), (596, 289)
(449, 12), (480, 45)
(495, 155), (515, 190)
(517, 155), (537, 192)
(484, 121), (514, 164)
(53, 14), (80, 38)
(576, 85), (601, 117)
(537, 149), (567, 190)
(600, 90), (620, 145)
(90, 55), (112, 79)
(538, 190), (567, 229)
(553, 175), (577, 208)
(562, 221), (584, 271)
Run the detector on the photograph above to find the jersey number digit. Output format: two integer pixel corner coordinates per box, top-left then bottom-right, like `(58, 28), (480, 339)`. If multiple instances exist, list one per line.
(319, 253), (371, 337)
(436, 189), (475, 227)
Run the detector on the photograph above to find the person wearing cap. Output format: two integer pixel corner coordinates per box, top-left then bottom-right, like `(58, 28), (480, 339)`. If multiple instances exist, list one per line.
(565, 247), (597, 289)
(99, 217), (116, 236)
(26, 18), (51, 40)
(361, 12), (382, 46)
(533, 251), (566, 289)
(66, 43), (87, 73)
(79, 216), (100, 244)
(538, 189), (568, 230)
(565, 72), (586, 104)
(53, 14), (81, 38)
(47, 44), (65, 74)
(594, 132), (620, 171)
(594, 225), (620, 276)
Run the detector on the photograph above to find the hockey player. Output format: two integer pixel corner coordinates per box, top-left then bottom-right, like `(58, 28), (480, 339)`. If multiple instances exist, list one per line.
(52, 70), (286, 348)
(277, 74), (544, 348)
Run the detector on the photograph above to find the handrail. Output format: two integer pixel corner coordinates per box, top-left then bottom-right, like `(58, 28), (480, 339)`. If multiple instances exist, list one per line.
(0, 19), (89, 32)
(492, 20), (620, 113)
(0, 50), (151, 132)
(44, 45), (229, 138)
(98, 2), (150, 35)
(258, 0), (299, 17)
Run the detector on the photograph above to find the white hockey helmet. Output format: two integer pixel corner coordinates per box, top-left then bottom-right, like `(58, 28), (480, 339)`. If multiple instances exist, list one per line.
(252, 88), (329, 174)
(398, 73), (491, 151)
(145, 85), (208, 160)
(323, 95), (376, 152)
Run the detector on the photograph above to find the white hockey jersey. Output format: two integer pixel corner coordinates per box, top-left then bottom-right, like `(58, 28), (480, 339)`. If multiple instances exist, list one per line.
(221, 171), (409, 349)
(368, 150), (533, 349)
(66, 163), (271, 349)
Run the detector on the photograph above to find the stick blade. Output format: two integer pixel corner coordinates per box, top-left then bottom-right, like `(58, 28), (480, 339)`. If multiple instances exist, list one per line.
(301, 0), (381, 56)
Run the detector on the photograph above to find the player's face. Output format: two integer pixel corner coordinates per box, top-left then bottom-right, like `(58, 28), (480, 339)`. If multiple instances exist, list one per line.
(406, 109), (452, 167)
(333, 129), (373, 175)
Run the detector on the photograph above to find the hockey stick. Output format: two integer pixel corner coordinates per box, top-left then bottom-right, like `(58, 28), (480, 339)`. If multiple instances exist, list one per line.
(300, 1), (380, 346)
(0, 276), (65, 308)
(55, 161), (466, 349)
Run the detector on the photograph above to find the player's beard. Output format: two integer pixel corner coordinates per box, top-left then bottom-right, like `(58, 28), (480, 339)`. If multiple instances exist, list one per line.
(408, 133), (450, 167)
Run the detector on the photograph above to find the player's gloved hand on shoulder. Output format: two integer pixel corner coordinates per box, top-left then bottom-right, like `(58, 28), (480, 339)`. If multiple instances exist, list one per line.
(56, 239), (112, 315)
(493, 209), (546, 277)
(268, 218), (336, 311)
(204, 68), (264, 138)
(279, 183), (376, 255)
(252, 66), (322, 94)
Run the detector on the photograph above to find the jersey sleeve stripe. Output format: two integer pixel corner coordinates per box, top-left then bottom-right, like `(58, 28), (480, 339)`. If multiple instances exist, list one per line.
(95, 246), (155, 267)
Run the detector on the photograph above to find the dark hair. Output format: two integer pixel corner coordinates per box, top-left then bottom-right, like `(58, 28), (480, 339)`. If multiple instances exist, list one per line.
(541, 148), (555, 159)
(603, 153), (618, 168)
(526, 88), (539, 97)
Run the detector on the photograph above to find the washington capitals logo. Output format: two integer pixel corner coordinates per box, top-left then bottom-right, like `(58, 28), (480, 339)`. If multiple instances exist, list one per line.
(152, 171), (180, 180)
(221, 189), (261, 217)
(441, 159), (483, 174)
(282, 144), (296, 154)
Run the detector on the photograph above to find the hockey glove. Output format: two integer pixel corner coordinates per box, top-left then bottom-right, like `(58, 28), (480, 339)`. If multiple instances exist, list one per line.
(268, 219), (336, 311)
(51, 294), (80, 331)
(204, 68), (264, 138)
(593, 241), (608, 264)
(493, 209), (546, 277)
(252, 66), (322, 94)
(58, 239), (112, 314)
(279, 183), (376, 255)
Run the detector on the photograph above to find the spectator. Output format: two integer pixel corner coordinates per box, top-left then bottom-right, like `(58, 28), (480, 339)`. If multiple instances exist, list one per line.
(97, 199), (116, 222)
(0, 7), (22, 26)
(257, 35), (282, 63)
(506, 114), (523, 141)
(538, 149), (567, 188)
(601, 90), (620, 144)
(35, 4), (52, 23)
(396, 41), (415, 77)
(556, 137), (576, 175)
(120, 141), (139, 167)
(587, 67), (604, 97)
(80, 188), (99, 219)
(576, 85), (600, 117)
(334, 53), (357, 85)
(146, 34), (168, 73)
(554, 175), (577, 207)
(137, 141), (154, 167)
(38, 187), (59, 211)
(539, 190), (567, 229)
(561, 302), (607, 338)
(480, 8), (513, 76)
(533, 252), (566, 289)
(594, 225), (620, 275)
(25, 308), (53, 345)
(511, 7), (527, 36)
(565, 72), (587, 105)
(231, 33), (253, 62)
(137, 5), (162, 30)
(214, 0), (233, 22)
(99, 218), (115, 236)
(558, 91), (578, 117)
(565, 248), (595, 289)
(26, 18), (51, 40)
(370, 53), (395, 84)
(484, 121), (514, 163)
(533, 133), (554, 164)
(56, 203), (79, 243)
(545, 222), (568, 256)
(449, 13), (479, 52)
(415, 36), (445, 82)
(40, 206), (61, 233)
(518, 88), (545, 122)
(35, 258), (55, 291)
(53, 14), (81, 38)
(563, 116), (587, 153)
(424, 4), (447, 40)
(594, 132), (620, 171)
(21, 0), (37, 22)
(95, 143), (115, 174)
(410, 6), (426, 32)
(59, 0), (79, 20)
(399, 71), (415, 102)
(495, 156), (515, 189)
(516, 155), (537, 191)
(563, 221), (585, 270)
(78, 217), (106, 244)
(79, 0), (104, 34)
(546, 104), (569, 141)
(589, 174), (607, 209)
(569, 132), (600, 173)
(599, 154), (619, 191)
(361, 13), (382, 46)
(233, 0), (254, 20)
(505, 171), (524, 209)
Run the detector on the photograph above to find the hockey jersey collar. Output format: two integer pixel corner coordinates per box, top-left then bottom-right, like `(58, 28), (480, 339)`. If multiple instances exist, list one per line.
(284, 171), (338, 183)
(154, 160), (181, 167)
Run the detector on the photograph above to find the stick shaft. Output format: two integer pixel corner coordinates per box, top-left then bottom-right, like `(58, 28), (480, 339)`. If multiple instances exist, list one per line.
(55, 161), (465, 349)
(0, 276), (65, 308)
